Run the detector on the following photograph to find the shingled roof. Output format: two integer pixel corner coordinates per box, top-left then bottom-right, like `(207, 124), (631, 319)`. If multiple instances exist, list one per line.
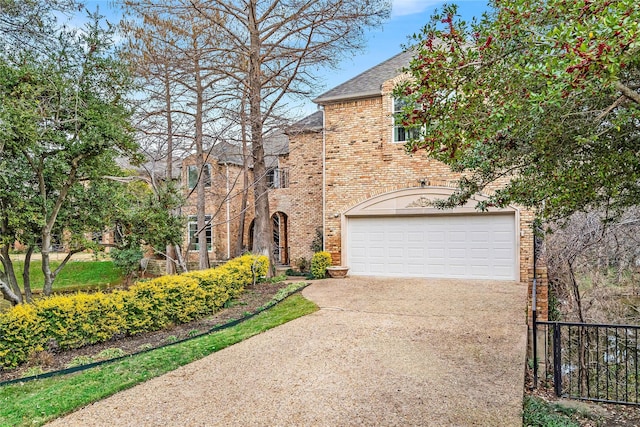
(313, 50), (414, 105)
(286, 110), (323, 134)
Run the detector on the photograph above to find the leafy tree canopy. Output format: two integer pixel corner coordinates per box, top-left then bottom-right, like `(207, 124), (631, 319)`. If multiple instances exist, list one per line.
(0, 9), (141, 303)
(394, 0), (640, 222)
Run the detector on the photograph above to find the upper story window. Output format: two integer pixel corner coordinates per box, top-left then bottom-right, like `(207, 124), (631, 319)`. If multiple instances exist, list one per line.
(393, 97), (421, 143)
(267, 167), (289, 189)
(188, 163), (211, 190)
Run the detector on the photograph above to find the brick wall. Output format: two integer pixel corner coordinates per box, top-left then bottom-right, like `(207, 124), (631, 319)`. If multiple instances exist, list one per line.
(181, 156), (254, 263)
(181, 129), (323, 266)
(270, 128), (324, 264)
(320, 77), (534, 281)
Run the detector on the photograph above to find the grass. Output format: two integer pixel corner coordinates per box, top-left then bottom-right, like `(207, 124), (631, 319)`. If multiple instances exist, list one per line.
(11, 260), (123, 291)
(523, 396), (580, 427)
(0, 294), (318, 427)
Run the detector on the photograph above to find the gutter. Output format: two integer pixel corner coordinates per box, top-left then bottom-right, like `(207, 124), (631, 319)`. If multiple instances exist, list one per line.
(313, 91), (381, 106)
(225, 163), (231, 259)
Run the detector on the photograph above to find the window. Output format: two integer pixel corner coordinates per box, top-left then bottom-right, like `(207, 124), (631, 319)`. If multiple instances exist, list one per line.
(188, 215), (212, 251)
(393, 97), (421, 143)
(266, 167), (289, 189)
(187, 164), (211, 190)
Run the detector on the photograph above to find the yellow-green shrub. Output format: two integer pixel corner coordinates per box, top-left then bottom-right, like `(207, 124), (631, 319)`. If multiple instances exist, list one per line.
(122, 275), (205, 335)
(0, 254), (270, 368)
(0, 304), (46, 368)
(184, 254), (268, 310)
(34, 292), (127, 350)
(311, 251), (332, 279)
(220, 254), (269, 285)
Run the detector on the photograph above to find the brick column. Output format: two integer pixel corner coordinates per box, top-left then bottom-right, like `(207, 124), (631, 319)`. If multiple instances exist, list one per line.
(527, 265), (549, 325)
(527, 264), (549, 369)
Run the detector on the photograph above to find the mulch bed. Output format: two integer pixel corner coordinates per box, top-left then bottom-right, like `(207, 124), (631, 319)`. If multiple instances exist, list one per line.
(0, 280), (299, 384)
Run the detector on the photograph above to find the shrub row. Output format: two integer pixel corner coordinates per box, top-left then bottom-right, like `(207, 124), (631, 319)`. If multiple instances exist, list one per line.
(0, 254), (268, 368)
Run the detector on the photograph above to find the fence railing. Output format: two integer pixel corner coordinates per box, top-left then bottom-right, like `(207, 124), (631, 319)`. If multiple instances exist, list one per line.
(536, 321), (640, 405)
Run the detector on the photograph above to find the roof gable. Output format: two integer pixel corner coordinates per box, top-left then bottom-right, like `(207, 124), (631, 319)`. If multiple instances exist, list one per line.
(313, 50), (414, 105)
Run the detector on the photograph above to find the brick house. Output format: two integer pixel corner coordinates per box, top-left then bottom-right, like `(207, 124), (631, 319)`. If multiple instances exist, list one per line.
(183, 50), (534, 282)
(181, 125), (324, 267)
(310, 50), (533, 281)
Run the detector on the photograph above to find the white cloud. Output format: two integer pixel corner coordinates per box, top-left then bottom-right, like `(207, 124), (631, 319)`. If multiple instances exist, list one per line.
(392, 0), (442, 17)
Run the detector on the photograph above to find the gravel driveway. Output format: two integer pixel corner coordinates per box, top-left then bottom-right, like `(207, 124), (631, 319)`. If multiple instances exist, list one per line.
(47, 277), (528, 426)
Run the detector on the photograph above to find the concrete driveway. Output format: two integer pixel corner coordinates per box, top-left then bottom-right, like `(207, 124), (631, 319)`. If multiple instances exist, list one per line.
(48, 277), (528, 427)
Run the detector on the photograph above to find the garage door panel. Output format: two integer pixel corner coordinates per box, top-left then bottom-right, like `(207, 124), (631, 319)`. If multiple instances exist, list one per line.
(347, 214), (516, 280)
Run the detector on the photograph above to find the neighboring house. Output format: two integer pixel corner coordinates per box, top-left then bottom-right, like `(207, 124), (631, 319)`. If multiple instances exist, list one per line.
(180, 129), (323, 266)
(184, 50), (534, 282)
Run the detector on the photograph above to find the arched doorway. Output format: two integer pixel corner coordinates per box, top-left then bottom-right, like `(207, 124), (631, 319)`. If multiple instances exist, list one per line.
(271, 212), (289, 265)
(247, 219), (255, 253)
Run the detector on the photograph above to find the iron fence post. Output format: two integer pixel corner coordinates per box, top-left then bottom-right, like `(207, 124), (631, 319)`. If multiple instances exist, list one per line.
(553, 323), (562, 397)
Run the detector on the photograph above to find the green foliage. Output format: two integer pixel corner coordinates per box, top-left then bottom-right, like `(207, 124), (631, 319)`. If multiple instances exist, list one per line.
(0, 254), (269, 368)
(109, 248), (144, 277)
(264, 274), (287, 284)
(293, 257), (310, 273)
(269, 282), (308, 306)
(0, 9), (140, 303)
(395, 1), (640, 222)
(311, 251), (332, 279)
(115, 180), (186, 253)
(66, 356), (94, 369)
(95, 348), (125, 360)
(0, 294), (318, 427)
(522, 396), (579, 427)
(310, 227), (323, 253)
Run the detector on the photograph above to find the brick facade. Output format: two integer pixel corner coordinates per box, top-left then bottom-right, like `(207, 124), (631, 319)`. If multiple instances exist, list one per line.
(181, 125), (324, 266)
(269, 127), (324, 265)
(181, 156), (254, 263)
(180, 59), (534, 282)
(319, 78), (534, 282)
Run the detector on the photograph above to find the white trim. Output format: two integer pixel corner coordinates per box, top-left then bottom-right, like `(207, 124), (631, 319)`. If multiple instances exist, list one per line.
(391, 97), (419, 144)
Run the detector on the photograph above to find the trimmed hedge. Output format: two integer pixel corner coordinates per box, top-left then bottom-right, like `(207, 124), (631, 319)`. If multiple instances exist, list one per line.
(0, 254), (268, 368)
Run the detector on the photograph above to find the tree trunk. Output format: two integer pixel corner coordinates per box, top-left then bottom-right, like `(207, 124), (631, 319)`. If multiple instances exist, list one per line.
(0, 244), (22, 305)
(194, 51), (210, 270)
(248, 0), (273, 275)
(22, 246), (34, 303)
(164, 68), (177, 275)
(41, 228), (54, 296)
(236, 98), (249, 257)
(568, 259), (588, 393)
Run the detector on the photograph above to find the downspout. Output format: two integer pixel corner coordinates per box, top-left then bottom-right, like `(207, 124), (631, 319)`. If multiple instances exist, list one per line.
(532, 221), (538, 388)
(321, 107), (326, 252)
(226, 163), (231, 260)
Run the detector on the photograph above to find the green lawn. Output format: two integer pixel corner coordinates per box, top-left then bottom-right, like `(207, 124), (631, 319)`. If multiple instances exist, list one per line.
(12, 260), (123, 291)
(0, 294), (318, 427)
(0, 260), (123, 312)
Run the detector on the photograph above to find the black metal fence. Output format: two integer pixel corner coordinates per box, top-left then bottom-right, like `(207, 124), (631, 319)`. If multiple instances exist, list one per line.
(536, 321), (640, 405)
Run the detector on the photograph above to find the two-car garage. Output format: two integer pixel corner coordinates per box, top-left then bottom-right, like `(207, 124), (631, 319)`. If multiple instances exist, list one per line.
(342, 188), (520, 281)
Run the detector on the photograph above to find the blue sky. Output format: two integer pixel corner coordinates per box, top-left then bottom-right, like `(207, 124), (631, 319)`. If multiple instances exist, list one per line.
(305, 0), (490, 114)
(79, 0), (490, 115)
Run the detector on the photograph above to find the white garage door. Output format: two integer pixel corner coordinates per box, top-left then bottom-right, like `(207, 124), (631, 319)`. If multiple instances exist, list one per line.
(347, 214), (516, 280)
